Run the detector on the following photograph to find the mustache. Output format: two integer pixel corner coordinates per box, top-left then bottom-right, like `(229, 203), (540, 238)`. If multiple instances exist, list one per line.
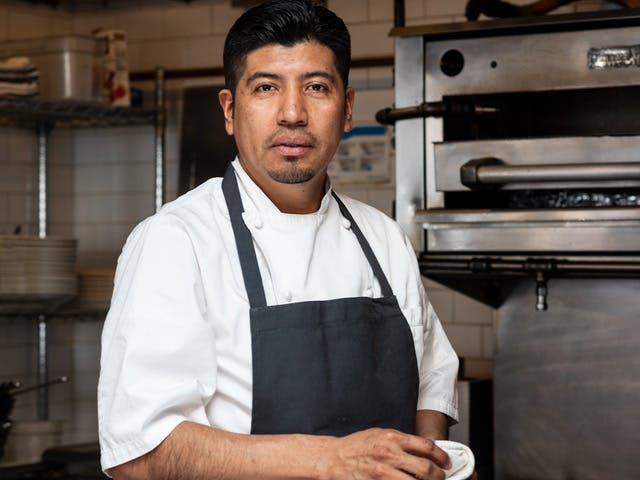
(265, 128), (319, 148)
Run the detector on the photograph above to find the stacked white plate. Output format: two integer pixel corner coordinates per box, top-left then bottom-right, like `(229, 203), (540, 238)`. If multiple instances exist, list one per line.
(0, 235), (78, 314)
(62, 267), (115, 314)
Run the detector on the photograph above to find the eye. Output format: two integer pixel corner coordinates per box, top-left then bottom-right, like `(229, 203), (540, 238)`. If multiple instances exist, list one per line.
(308, 83), (327, 92)
(255, 84), (274, 92)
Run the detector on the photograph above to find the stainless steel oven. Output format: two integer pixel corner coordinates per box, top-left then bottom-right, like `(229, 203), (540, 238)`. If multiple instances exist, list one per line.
(386, 7), (640, 479)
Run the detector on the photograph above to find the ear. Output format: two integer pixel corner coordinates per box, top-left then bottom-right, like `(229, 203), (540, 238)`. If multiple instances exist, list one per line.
(343, 87), (355, 133)
(218, 88), (235, 136)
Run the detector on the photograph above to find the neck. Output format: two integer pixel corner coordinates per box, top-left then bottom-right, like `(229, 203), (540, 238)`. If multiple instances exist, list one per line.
(246, 170), (328, 214)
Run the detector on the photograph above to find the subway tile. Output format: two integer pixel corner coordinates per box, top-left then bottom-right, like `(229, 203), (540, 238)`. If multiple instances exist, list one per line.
(70, 192), (153, 224)
(349, 68), (369, 90)
(164, 4), (212, 38)
(422, 276), (448, 291)
(0, 319), (37, 347)
(73, 222), (136, 264)
(8, 10), (53, 39)
(405, 0), (426, 20)
(135, 38), (188, 71)
(126, 41), (142, 72)
(425, 0), (467, 18)
(48, 130), (76, 166)
(442, 324), (484, 358)
(52, 13), (74, 35)
(48, 221), (74, 238)
(482, 325), (495, 358)
(367, 66), (393, 89)
(453, 292), (494, 325)
(0, 165), (35, 194)
(0, 193), (9, 223)
(7, 193), (34, 226)
(70, 163), (154, 194)
(73, 320), (104, 343)
(365, 188), (394, 217)
(349, 22), (394, 58)
(211, 3), (243, 35)
(185, 35), (226, 69)
(0, 345), (36, 378)
(427, 289), (454, 324)
(72, 12), (118, 35)
(70, 371), (99, 401)
(114, 8), (164, 42)
(48, 164), (75, 196)
(336, 187), (368, 203)
(351, 88), (393, 124)
(329, 0), (368, 24)
(0, 7), (9, 40)
(47, 193), (74, 225)
(368, 0), (393, 22)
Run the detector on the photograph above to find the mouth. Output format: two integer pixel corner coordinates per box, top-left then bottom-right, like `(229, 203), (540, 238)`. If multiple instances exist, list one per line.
(270, 136), (315, 157)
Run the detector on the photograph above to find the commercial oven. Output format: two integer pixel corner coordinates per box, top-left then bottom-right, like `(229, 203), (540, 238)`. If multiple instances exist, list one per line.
(384, 7), (640, 480)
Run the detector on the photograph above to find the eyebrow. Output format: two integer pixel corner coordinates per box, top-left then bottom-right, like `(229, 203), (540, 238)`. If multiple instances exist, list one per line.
(245, 70), (337, 85)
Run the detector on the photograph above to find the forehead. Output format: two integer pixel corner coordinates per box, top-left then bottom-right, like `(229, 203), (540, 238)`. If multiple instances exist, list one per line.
(241, 41), (339, 80)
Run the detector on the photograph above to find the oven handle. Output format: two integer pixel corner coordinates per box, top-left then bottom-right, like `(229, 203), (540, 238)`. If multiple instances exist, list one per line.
(461, 157), (640, 188)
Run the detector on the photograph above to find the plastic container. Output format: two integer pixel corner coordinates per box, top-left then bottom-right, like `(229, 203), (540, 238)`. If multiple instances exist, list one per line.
(4, 35), (96, 102)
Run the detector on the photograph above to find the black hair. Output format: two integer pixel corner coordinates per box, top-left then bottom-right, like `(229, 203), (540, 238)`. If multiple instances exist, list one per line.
(223, 0), (351, 95)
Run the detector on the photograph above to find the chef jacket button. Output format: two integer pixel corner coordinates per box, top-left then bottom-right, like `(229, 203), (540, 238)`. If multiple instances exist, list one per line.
(254, 217), (264, 229)
(284, 290), (293, 302)
(341, 218), (351, 229)
(365, 287), (374, 297)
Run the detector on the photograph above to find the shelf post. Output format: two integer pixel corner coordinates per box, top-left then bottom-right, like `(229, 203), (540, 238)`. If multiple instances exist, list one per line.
(36, 120), (49, 420)
(154, 67), (167, 212)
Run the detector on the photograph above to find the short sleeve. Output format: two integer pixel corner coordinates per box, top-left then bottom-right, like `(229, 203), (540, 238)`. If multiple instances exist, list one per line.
(98, 214), (216, 472)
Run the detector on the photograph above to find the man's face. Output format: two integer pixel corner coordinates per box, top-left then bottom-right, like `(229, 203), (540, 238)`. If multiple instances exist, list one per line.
(219, 41), (354, 191)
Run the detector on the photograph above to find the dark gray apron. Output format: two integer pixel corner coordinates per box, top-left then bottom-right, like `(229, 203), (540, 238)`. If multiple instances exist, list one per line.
(222, 165), (419, 436)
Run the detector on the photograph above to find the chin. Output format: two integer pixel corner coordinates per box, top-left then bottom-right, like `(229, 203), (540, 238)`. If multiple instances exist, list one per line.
(268, 165), (316, 184)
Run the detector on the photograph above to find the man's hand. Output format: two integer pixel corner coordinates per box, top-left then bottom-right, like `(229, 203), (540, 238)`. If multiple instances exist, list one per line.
(327, 428), (452, 480)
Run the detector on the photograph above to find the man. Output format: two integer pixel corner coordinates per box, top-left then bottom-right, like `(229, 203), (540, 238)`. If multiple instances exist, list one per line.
(98, 1), (461, 479)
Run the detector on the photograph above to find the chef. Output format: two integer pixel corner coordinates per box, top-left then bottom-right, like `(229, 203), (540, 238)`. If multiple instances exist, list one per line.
(98, 1), (461, 479)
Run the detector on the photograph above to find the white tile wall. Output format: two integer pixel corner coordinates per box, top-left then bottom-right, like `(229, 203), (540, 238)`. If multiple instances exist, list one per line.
(5, 0), (618, 448)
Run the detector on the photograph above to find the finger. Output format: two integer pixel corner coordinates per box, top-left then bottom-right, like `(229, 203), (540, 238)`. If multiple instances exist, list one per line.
(399, 435), (451, 470)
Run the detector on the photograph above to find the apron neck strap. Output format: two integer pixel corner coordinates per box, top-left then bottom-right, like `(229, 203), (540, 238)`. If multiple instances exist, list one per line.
(222, 164), (395, 306)
(222, 165), (268, 308)
(331, 191), (395, 298)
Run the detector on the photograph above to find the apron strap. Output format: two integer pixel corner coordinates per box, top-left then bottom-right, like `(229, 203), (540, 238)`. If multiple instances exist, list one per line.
(222, 165), (268, 308)
(331, 191), (395, 299)
(222, 163), (395, 305)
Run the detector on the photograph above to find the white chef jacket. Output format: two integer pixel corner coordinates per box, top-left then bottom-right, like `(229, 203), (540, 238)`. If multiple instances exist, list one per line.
(98, 159), (459, 472)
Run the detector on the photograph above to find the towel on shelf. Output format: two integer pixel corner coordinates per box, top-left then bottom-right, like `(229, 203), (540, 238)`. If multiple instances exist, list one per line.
(0, 81), (39, 97)
(435, 440), (475, 480)
(0, 56), (40, 97)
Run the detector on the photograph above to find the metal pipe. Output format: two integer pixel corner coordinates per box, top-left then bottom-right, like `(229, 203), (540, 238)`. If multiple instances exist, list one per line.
(394, 0), (405, 28)
(37, 315), (48, 420)
(37, 122), (47, 238)
(36, 122), (49, 420)
(462, 159), (640, 187)
(154, 67), (166, 213)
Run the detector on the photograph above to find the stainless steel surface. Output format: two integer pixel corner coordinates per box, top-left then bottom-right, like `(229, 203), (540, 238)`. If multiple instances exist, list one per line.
(435, 136), (640, 192)
(468, 161), (640, 186)
(394, 36), (425, 250)
(393, 14), (640, 479)
(424, 27), (640, 99)
(418, 208), (640, 251)
(37, 125), (48, 421)
(37, 315), (48, 420)
(154, 67), (166, 213)
(495, 278), (640, 480)
(37, 125), (47, 239)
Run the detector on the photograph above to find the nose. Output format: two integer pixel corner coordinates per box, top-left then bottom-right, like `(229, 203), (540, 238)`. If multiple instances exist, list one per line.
(277, 89), (308, 127)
